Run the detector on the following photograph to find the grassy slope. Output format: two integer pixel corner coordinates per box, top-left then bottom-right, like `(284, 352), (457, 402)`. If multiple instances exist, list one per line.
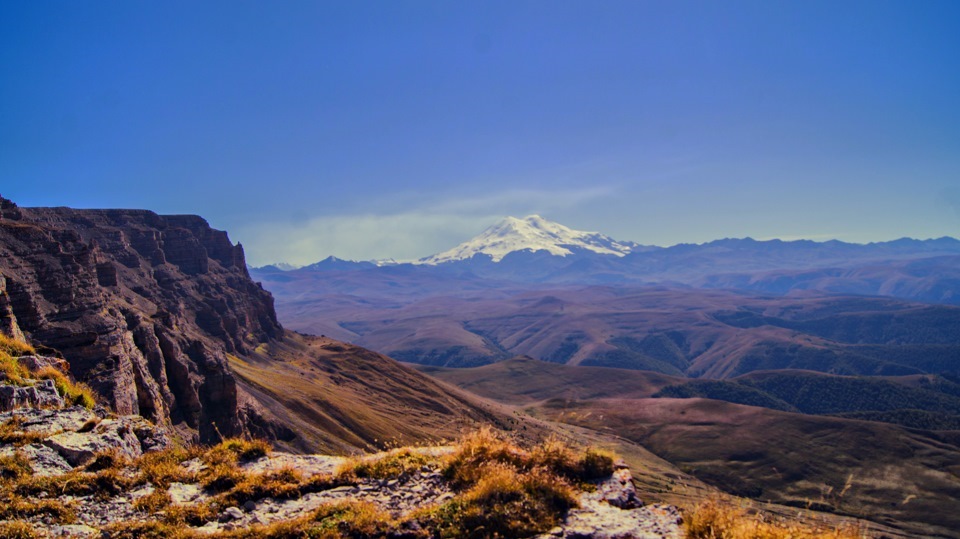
(229, 332), (513, 454)
(419, 358), (960, 538)
(415, 356), (682, 405)
(535, 397), (960, 539)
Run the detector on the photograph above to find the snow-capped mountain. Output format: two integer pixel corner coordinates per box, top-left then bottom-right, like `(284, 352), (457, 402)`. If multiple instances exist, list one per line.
(419, 215), (642, 265)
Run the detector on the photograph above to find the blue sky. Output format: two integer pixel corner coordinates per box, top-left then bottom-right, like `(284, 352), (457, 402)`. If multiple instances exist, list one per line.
(2, 1), (959, 264)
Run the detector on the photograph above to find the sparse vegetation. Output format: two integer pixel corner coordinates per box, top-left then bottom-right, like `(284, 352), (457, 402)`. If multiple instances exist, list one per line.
(133, 488), (173, 513)
(0, 333), (98, 408)
(338, 447), (435, 480)
(0, 423), (878, 539)
(0, 333), (35, 357)
(0, 520), (43, 539)
(33, 365), (98, 408)
(684, 496), (865, 539)
(135, 445), (203, 487)
(0, 416), (51, 446)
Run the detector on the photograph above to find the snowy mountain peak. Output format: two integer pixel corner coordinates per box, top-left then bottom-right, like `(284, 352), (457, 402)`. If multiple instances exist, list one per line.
(419, 215), (640, 264)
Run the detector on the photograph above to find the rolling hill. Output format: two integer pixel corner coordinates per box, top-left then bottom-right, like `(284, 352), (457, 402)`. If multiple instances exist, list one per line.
(420, 357), (960, 538)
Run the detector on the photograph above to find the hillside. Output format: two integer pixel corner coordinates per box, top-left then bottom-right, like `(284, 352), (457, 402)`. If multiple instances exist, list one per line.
(260, 275), (960, 378)
(0, 196), (511, 452)
(420, 358), (960, 538)
(416, 356), (682, 404)
(653, 370), (960, 430)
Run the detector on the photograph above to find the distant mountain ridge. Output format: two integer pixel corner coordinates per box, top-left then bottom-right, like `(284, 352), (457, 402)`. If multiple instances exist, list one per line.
(253, 216), (960, 305)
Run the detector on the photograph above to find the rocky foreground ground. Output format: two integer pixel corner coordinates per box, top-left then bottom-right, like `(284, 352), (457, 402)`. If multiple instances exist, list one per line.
(1, 354), (683, 539)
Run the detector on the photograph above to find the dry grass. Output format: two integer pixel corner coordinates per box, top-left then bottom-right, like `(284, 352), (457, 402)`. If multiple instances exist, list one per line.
(102, 520), (197, 539)
(0, 451), (33, 480)
(0, 353), (30, 385)
(0, 333), (35, 357)
(207, 438), (271, 463)
(135, 446), (203, 488)
(0, 333), (97, 409)
(33, 365), (97, 408)
(426, 462), (577, 539)
(13, 467), (135, 500)
(412, 427), (584, 538)
(685, 497), (867, 539)
(162, 502), (217, 527)
(0, 416), (51, 446)
(133, 488), (173, 513)
(214, 466), (304, 507)
(337, 447), (436, 480)
(0, 493), (76, 523)
(0, 520), (43, 539)
(85, 448), (130, 472)
(443, 427), (615, 486)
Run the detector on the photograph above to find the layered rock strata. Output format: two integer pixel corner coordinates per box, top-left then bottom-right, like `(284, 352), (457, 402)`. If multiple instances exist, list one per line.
(0, 196), (282, 442)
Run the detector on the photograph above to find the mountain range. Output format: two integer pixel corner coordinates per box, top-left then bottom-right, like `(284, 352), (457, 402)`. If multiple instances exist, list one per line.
(256, 215), (960, 304)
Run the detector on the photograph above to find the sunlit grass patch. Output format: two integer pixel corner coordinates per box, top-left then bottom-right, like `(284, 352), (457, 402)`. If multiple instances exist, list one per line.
(0, 493), (76, 523)
(102, 520), (197, 539)
(0, 333), (35, 357)
(136, 446), (203, 488)
(338, 447), (436, 480)
(209, 438), (271, 463)
(133, 487), (173, 513)
(33, 366), (97, 408)
(0, 451), (33, 480)
(214, 466), (304, 507)
(0, 353), (30, 385)
(0, 416), (51, 446)
(427, 462), (576, 539)
(685, 496), (866, 539)
(162, 501), (217, 527)
(0, 520), (43, 539)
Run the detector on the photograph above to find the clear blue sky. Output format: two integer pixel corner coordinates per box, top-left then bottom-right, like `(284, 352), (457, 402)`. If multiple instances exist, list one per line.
(2, 1), (959, 264)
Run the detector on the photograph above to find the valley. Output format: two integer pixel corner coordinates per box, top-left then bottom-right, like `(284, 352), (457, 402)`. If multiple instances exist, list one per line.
(251, 214), (960, 538)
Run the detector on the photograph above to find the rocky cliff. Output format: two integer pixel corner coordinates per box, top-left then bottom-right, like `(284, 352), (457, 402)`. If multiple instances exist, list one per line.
(0, 196), (282, 443)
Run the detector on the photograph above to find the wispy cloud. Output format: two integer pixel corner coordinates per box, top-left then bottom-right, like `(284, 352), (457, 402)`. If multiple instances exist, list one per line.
(234, 186), (617, 265)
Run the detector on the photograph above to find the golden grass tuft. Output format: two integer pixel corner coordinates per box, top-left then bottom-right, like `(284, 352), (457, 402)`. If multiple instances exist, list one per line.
(685, 497), (866, 539)
(338, 447), (435, 480)
(13, 467), (135, 500)
(308, 500), (396, 538)
(0, 493), (76, 523)
(84, 447), (130, 472)
(0, 333), (35, 357)
(200, 461), (246, 492)
(33, 365), (97, 408)
(0, 451), (33, 480)
(0, 416), (51, 446)
(425, 462), (577, 539)
(162, 501), (217, 527)
(102, 520), (197, 539)
(0, 353), (30, 385)
(0, 520), (43, 539)
(212, 438), (272, 462)
(133, 488), (173, 513)
(214, 466), (304, 507)
(136, 446), (203, 488)
(444, 427), (617, 486)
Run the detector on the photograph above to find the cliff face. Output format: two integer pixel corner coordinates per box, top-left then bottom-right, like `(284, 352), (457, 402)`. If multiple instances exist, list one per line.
(0, 196), (282, 442)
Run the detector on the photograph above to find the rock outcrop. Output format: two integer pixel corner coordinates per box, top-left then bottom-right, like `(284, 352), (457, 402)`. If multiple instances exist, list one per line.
(0, 196), (281, 442)
(0, 404), (682, 538)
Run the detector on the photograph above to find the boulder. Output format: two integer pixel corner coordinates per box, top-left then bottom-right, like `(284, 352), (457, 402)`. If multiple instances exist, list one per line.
(0, 405), (97, 433)
(0, 379), (63, 411)
(0, 443), (72, 476)
(43, 417), (143, 466)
